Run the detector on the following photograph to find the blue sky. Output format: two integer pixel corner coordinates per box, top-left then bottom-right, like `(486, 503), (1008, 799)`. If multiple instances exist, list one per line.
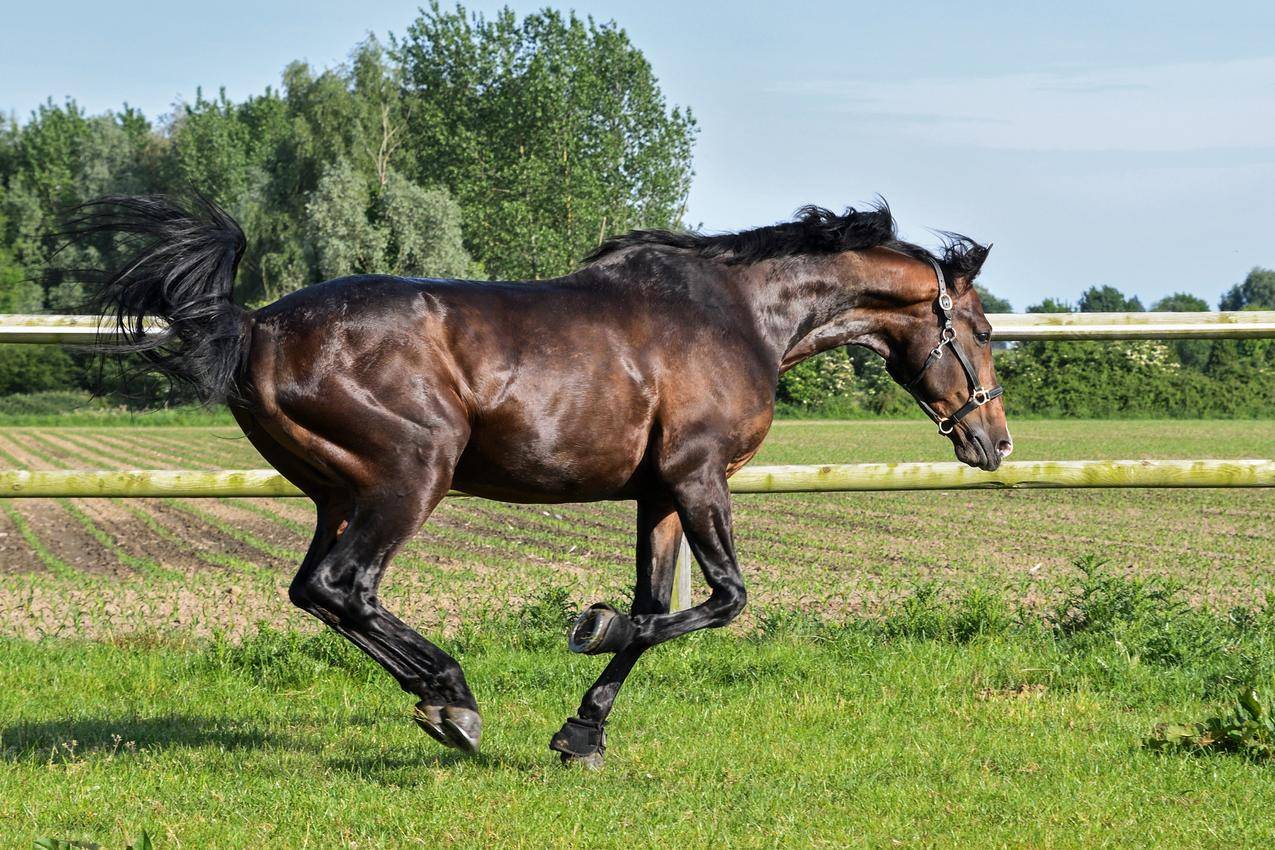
(4, 0), (1273, 308)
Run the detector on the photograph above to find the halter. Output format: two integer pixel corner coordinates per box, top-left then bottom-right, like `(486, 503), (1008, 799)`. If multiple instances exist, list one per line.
(902, 257), (1004, 435)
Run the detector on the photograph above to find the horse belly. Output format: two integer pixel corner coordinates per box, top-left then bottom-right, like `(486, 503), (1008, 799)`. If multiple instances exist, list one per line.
(452, 419), (652, 503)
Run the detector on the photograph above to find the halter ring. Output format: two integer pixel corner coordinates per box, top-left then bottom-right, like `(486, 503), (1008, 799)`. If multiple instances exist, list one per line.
(940, 326), (956, 342)
(973, 388), (989, 405)
(938, 419), (955, 435)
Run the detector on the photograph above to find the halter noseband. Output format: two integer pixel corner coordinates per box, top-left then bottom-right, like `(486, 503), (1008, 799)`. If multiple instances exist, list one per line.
(902, 258), (1004, 435)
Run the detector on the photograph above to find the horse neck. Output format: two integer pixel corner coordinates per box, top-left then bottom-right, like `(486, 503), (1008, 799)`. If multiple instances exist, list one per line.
(733, 250), (919, 373)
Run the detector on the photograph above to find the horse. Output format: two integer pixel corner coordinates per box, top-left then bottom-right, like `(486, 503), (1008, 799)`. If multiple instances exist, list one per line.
(65, 196), (1012, 767)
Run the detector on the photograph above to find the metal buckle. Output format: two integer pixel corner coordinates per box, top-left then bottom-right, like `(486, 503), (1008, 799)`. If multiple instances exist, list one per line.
(973, 388), (989, 405)
(930, 346), (944, 360)
(938, 293), (953, 312)
(938, 418), (955, 435)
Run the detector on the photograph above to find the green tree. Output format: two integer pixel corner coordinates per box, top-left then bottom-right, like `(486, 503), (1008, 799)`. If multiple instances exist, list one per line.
(395, 2), (697, 279)
(306, 159), (475, 280)
(974, 285), (1012, 314)
(1078, 284), (1144, 313)
(381, 171), (478, 278)
(1152, 292), (1212, 370)
(306, 159), (389, 278)
(1026, 297), (1073, 313)
(1220, 267), (1275, 311)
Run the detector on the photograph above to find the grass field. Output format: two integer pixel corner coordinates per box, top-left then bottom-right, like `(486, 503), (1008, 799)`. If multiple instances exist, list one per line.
(1, 418), (1273, 847)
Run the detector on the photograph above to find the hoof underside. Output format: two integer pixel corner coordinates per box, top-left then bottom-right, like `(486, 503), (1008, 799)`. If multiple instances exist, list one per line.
(567, 604), (636, 655)
(414, 703), (483, 754)
(550, 716), (606, 768)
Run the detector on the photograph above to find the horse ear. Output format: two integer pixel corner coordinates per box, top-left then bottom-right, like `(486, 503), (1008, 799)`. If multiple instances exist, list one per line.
(957, 243), (992, 292)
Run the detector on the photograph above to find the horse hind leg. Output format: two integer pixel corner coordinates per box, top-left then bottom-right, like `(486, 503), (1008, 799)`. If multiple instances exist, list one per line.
(272, 407), (483, 752)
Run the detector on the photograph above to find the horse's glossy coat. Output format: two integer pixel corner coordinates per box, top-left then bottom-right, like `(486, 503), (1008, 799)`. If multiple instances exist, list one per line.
(74, 197), (1011, 765)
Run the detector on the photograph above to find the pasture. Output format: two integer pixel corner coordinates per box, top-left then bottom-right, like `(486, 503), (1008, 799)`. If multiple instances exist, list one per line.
(1, 418), (1274, 847)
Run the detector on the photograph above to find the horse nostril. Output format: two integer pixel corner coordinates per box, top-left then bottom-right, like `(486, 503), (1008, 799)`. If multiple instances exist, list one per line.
(997, 440), (1013, 458)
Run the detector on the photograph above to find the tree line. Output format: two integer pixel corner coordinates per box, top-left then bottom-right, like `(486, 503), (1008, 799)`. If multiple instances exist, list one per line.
(0, 2), (1270, 417)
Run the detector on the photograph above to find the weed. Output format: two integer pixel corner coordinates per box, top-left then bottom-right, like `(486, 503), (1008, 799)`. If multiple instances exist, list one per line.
(1149, 686), (1275, 762)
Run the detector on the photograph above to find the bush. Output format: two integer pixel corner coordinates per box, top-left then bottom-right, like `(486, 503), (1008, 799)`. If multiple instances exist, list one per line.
(0, 344), (79, 395)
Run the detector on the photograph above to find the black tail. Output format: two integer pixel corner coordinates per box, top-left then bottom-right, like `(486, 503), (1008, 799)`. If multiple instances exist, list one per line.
(59, 194), (250, 404)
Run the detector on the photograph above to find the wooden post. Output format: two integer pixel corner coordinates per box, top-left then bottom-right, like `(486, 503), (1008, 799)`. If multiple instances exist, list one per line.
(670, 534), (694, 612)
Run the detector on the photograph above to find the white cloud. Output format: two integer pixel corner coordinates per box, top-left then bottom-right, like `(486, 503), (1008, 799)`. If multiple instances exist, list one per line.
(779, 58), (1275, 153)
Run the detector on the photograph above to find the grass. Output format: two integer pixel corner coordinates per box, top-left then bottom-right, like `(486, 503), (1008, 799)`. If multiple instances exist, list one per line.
(3, 568), (1275, 848)
(0, 417), (1272, 846)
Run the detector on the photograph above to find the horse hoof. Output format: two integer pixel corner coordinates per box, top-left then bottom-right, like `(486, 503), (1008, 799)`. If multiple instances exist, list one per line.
(415, 703), (482, 754)
(560, 749), (605, 770)
(568, 604), (635, 654)
(441, 707), (483, 754)
(549, 716), (606, 769)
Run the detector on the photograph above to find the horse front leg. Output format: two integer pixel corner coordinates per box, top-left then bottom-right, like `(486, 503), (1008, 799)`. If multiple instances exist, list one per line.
(551, 499), (681, 767)
(555, 469), (747, 766)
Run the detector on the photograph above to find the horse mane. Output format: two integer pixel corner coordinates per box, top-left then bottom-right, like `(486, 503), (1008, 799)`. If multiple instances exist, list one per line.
(583, 200), (989, 282)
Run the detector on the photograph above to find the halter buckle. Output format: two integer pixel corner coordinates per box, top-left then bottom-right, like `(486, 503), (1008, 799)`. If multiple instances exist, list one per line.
(973, 388), (989, 406)
(938, 293), (953, 312)
(938, 418), (955, 435)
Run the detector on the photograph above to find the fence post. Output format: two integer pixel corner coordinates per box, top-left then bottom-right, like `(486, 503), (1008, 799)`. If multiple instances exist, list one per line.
(670, 534), (693, 612)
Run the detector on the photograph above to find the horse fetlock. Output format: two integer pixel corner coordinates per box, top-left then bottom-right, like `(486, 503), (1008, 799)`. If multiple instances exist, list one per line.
(567, 603), (636, 654)
(549, 716), (606, 768)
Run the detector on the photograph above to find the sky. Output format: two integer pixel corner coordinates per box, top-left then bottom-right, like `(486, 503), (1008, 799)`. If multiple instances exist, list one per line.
(4, 0), (1274, 309)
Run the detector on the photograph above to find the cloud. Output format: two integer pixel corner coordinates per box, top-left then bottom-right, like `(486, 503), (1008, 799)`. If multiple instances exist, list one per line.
(777, 58), (1275, 153)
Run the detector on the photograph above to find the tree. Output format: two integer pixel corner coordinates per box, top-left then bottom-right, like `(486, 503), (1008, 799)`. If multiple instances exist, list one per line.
(1078, 284), (1143, 313)
(306, 159), (388, 278)
(395, 2), (697, 279)
(1026, 297), (1073, 313)
(1220, 267), (1275, 311)
(974, 285), (1012, 314)
(0, 101), (161, 309)
(1152, 292), (1212, 370)
(306, 159), (475, 280)
(381, 171), (478, 278)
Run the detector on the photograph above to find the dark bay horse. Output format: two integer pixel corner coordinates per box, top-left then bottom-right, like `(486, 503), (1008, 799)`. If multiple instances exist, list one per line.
(69, 197), (1011, 767)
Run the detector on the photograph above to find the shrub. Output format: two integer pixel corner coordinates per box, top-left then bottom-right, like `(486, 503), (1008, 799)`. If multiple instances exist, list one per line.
(0, 344), (79, 395)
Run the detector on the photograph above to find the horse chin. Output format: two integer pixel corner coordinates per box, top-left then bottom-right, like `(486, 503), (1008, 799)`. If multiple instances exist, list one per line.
(953, 432), (1001, 472)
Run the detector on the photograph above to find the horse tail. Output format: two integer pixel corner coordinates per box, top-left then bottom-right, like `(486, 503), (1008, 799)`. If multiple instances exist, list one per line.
(61, 194), (251, 404)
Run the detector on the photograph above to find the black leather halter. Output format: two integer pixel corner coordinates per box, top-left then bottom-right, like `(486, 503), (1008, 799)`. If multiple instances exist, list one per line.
(902, 257), (1004, 435)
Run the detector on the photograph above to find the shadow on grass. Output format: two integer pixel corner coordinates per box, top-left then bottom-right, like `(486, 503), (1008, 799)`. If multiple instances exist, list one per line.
(325, 744), (546, 782)
(0, 713), (272, 760)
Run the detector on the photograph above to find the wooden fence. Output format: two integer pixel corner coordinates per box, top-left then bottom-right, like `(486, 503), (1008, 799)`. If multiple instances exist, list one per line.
(2, 311), (1273, 343)
(0, 311), (1272, 611)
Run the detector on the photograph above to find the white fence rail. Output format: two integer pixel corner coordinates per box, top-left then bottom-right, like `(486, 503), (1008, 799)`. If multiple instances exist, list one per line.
(1, 311), (1273, 343)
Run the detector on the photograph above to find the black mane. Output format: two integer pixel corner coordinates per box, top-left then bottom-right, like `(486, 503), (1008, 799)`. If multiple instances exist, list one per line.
(584, 201), (988, 281)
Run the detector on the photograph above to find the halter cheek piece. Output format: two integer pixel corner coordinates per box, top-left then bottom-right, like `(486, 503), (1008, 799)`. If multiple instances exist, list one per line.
(902, 258), (1004, 435)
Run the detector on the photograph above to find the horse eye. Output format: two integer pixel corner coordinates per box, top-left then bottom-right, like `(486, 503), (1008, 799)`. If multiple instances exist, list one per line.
(975, 331), (991, 345)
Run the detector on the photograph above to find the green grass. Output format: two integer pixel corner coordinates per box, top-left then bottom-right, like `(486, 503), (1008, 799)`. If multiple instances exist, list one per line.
(0, 406), (235, 428)
(0, 418), (1272, 846)
(4, 570), (1275, 848)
